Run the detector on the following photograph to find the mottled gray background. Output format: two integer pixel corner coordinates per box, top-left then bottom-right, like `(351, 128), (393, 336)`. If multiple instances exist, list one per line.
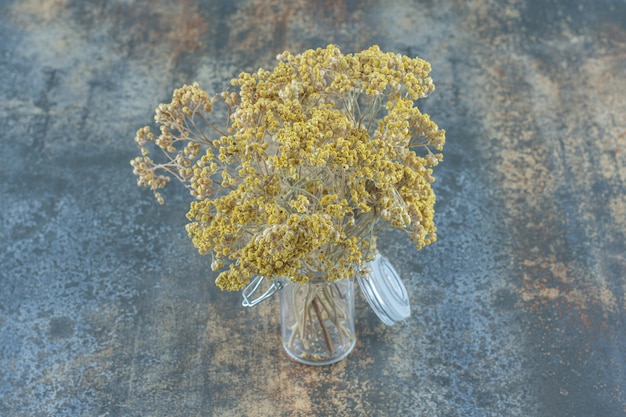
(1, 0), (625, 416)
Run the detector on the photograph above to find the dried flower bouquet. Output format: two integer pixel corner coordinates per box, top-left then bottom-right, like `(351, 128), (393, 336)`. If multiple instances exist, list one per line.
(131, 45), (445, 362)
(131, 44), (444, 294)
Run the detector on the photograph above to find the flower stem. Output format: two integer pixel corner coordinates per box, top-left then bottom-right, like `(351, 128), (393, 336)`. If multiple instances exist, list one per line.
(311, 297), (333, 354)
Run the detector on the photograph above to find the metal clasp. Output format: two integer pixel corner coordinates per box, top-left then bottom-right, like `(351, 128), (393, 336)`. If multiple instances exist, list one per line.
(241, 276), (283, 307)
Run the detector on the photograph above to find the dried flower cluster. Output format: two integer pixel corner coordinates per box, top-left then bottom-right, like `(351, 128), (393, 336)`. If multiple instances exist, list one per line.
(131, 45), (445, 291)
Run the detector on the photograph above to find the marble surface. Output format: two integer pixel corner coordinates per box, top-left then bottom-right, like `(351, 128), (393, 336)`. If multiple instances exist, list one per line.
(1, 0), (625, 416)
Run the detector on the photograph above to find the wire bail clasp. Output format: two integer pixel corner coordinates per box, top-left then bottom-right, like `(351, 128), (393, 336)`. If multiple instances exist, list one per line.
(241, 276), (283, 307)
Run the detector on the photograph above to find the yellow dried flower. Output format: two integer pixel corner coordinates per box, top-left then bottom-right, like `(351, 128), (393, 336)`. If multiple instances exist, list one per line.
(131, 44), (445, 291)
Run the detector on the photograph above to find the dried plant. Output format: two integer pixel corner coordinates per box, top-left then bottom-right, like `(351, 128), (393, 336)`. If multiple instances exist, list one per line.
(131, 45), (445, 291)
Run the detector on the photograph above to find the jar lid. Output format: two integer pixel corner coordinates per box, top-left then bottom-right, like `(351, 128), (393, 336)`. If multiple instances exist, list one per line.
(357, 253), (411, 326)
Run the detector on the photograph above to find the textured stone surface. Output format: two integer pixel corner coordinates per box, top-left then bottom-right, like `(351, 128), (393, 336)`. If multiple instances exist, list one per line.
(1, 0), (625, 416)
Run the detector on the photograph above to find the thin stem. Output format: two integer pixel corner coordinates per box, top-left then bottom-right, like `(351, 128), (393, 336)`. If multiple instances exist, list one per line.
(311, 297), (333, 354)
(365, 95), (382, 133)
(196, 111), (228, 138)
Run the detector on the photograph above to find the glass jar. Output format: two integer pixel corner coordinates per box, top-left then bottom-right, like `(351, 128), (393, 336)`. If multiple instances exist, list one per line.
(241, 253), (410, 366)
(279, 277), (356, 365)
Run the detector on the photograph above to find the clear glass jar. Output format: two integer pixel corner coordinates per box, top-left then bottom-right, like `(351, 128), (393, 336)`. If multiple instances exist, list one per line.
(279, 277), (356, 365)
